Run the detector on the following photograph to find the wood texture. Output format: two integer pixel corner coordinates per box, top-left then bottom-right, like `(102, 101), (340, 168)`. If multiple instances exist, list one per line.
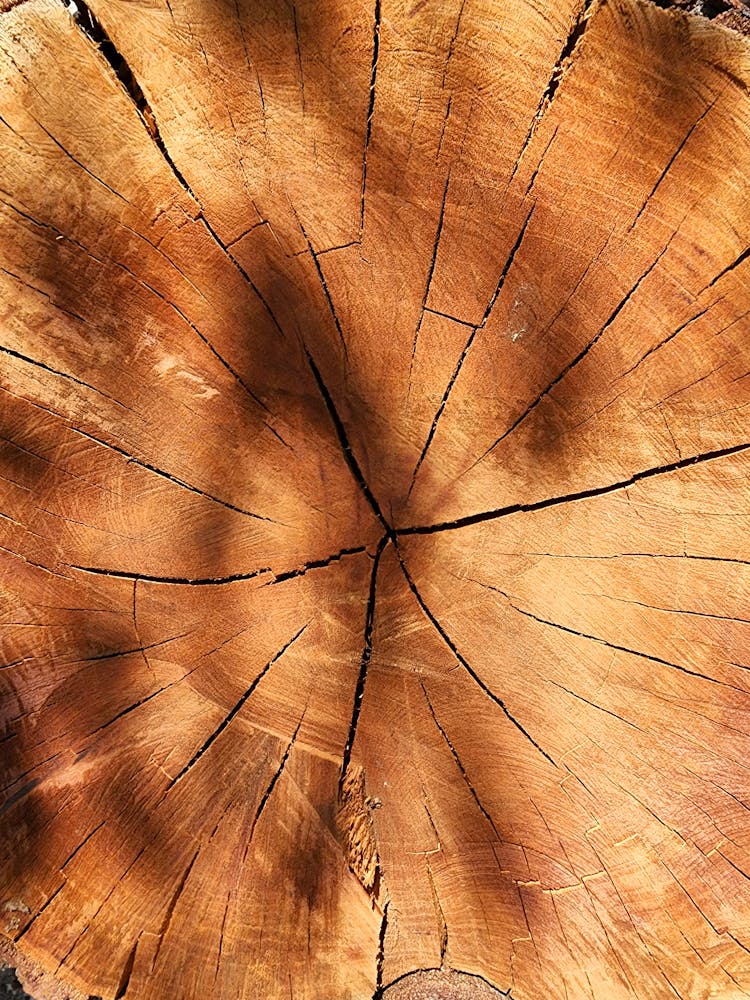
(1, 0), (749, 997)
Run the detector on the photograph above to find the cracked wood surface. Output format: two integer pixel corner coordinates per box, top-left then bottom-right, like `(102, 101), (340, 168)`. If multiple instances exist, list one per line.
(0, 0), (749, 998)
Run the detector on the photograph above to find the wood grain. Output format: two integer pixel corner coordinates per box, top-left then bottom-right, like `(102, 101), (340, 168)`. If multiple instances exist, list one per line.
(1, 0), (749, 997)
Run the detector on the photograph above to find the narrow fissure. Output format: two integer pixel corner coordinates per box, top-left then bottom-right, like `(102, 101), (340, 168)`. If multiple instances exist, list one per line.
(14, 883), (65, 943)
(63, 0), (293, 361)
(409, 171), (452, 388)
(114, 935), (139, 999)
(360, 0), (382, 235)
(420, 173), (452, 320)
(67, 563), (274, 585)
(0, 343), (123, 407)
(167, 624), (308, 789)
(69, 544), (369, 588)
(267, 545), (368, 584)
(374, 901), (389, 996)
(304, 348), (392, 536)
(408, 204), (535, 490)
(425, 857), (448, 966)
(629, 97), (717, 231)
(340, 535), (389, 790)
(247, 714), (305, 842)
(151, 851), (199, 969)
(394, 546), (556, 766)
(83, 673), (196, 739)
(59, 821), (106, 871)
(61, 0), (197, 201)
(72, 428), (276, 524)
(300, 223), (349, 358)
(478, 238), (671, 464)
(399, 439), (750, 536)
(490, 583), (748, 696)
(420, 681), (501, 839)
(510, 0), (597, 181)
(441, 0), (467, 88)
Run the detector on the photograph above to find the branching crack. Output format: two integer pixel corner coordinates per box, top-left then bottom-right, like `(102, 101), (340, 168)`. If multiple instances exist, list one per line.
(409, 204), (535, 490)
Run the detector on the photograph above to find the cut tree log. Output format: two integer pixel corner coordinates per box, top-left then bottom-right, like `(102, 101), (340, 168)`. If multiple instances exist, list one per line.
(1, 0), (749, 998)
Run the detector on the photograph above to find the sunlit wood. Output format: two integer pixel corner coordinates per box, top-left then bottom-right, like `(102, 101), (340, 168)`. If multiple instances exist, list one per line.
(1, 1), (749, 997)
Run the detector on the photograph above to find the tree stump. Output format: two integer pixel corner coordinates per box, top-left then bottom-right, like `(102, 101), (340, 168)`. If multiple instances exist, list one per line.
(1, 0), (749, 997)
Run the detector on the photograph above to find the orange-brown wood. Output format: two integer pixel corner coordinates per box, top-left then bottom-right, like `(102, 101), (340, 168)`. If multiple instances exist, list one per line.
(1, 0), (750, 997)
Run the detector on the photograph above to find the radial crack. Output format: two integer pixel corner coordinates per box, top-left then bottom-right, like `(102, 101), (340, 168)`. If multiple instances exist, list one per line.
(420, 680), (501, 838)
(510, 0), (596, 182)
(441, 0), (466, 88)
(374, 900), (389, 997)
(399, 440), (750, 536)
(425, 856), (448, 966)
(61, 0), (197, 201)
(115, 934), (140, 998)
(409, 204), (535, 489)
(73, 428), (277, 523)
(360, 0), (382, 235)
(396, 547), (557, 766)
(409, 171), (452, 390)
(67, 564), (274, 585)
(267, 545), (368, 584)
(0, 342), (124, 408)
(629, 96), (718, 231)
(340, 535), (388, 788)
(62, 0), (290, 354)
(300, 222), (349, 358)
(247, 711), (307, 845)
(304, 348), (391, 534)
(476, 238), (671, 467)
(493, 585), (750, 696)
(167, 624), (308, 788)
(151, 851), (200, 969)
